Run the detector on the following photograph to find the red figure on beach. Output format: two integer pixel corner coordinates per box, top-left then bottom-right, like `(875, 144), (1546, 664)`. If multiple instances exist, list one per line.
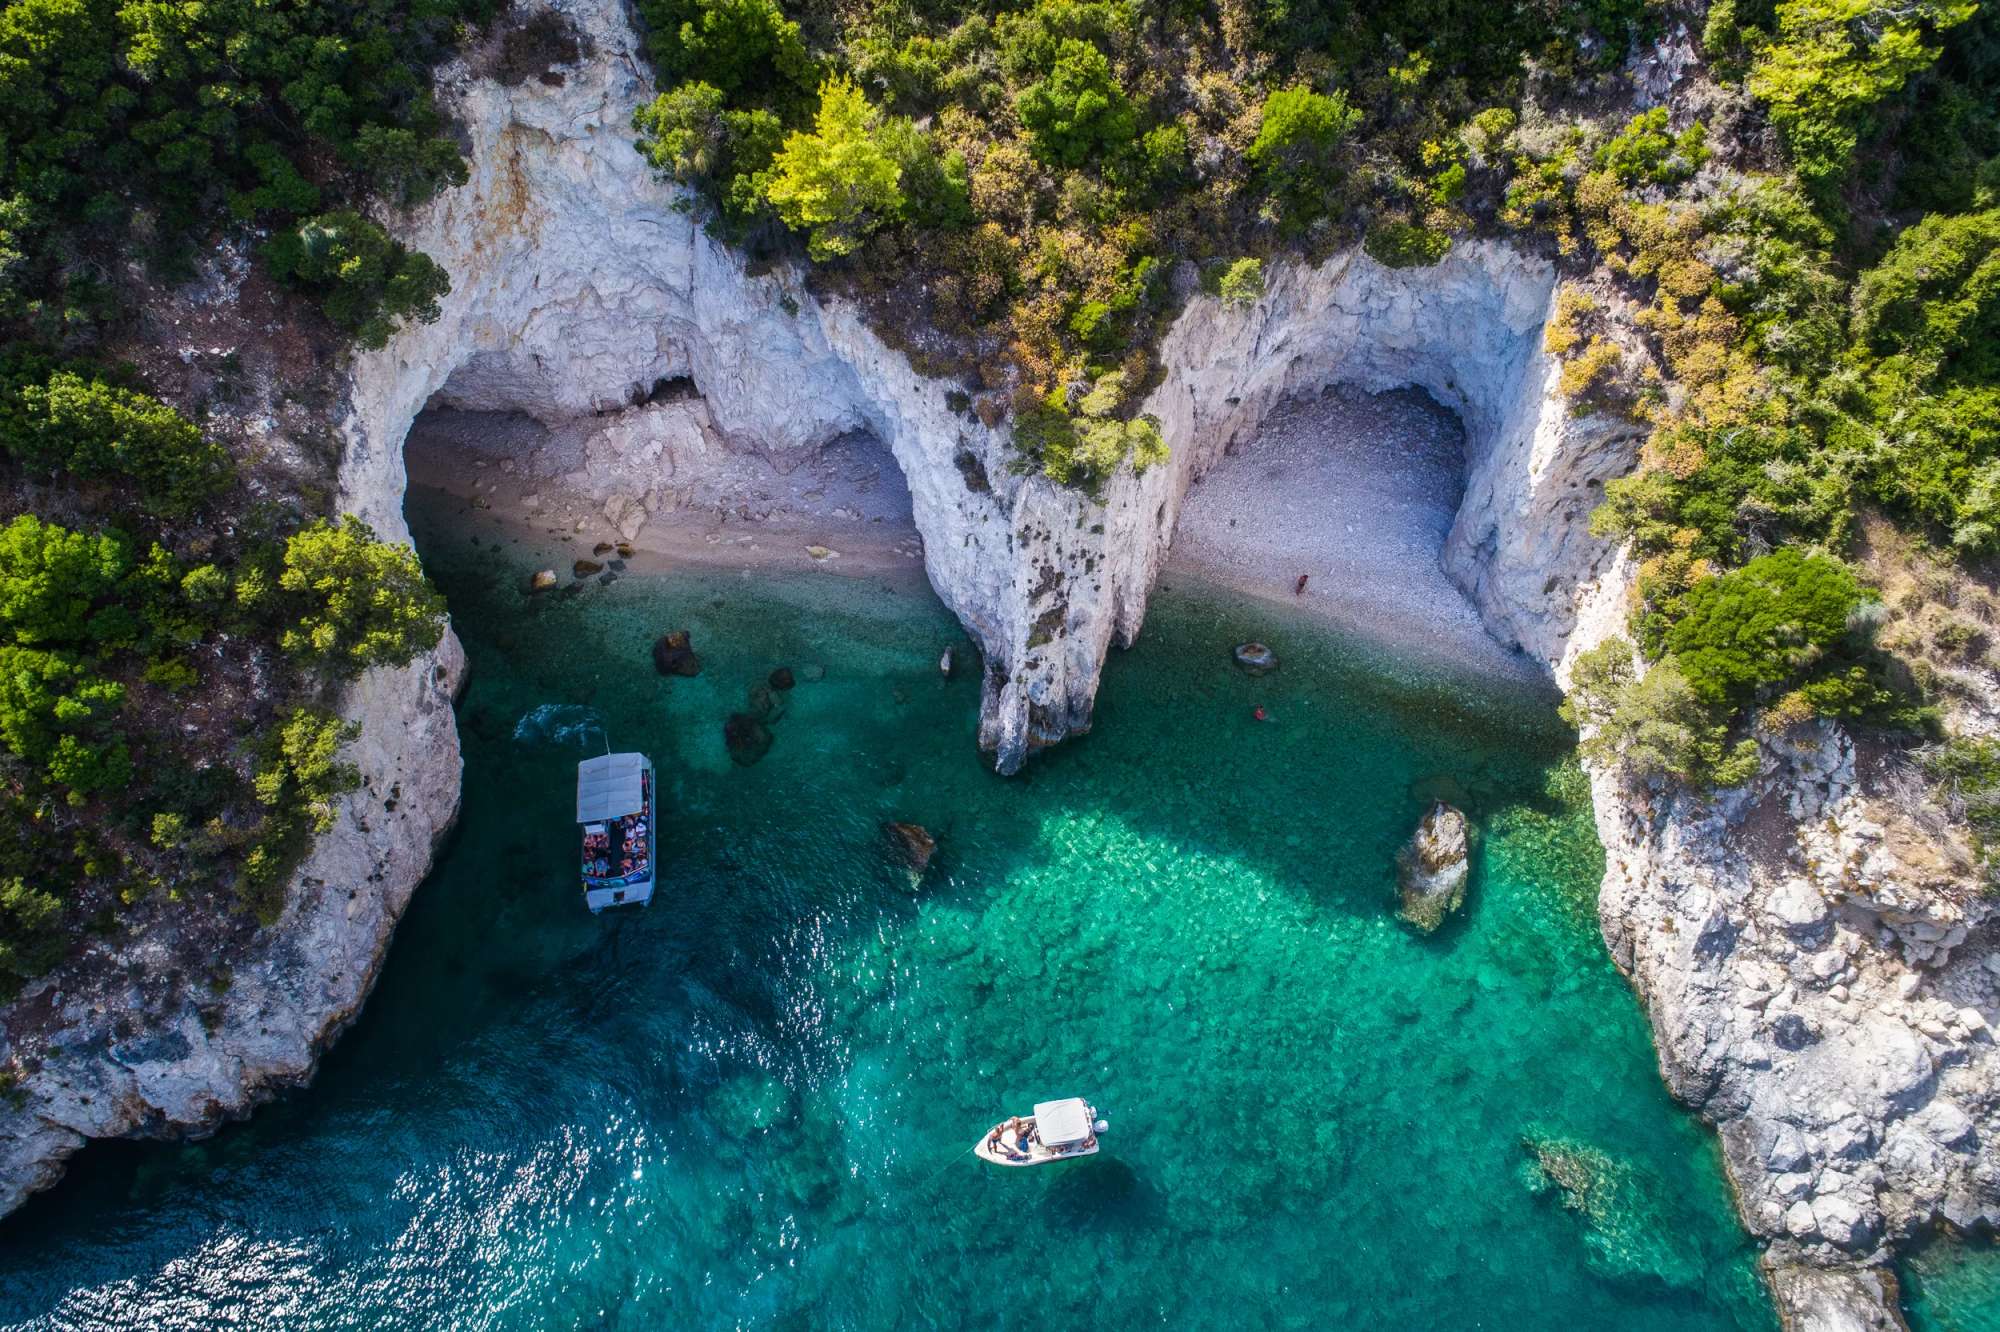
(1253, 706), (1267, 721)
(1294, 573), (1309, 595)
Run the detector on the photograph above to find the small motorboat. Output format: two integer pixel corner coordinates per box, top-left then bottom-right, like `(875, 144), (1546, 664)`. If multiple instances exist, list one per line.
(974, 1098), (1106, 1167)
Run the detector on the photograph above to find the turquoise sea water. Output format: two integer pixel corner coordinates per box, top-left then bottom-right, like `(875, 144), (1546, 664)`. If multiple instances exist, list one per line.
(1909, 1242), (2000, 1331)
(0, 494), (1781, 1329)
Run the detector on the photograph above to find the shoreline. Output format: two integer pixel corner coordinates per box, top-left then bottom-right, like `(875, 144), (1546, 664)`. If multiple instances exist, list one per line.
(405, 391), (1553, 694)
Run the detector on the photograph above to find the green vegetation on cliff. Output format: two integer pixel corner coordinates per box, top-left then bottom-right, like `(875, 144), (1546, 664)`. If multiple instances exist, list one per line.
(632, 0), (1653, 484)
(0, 0), (476, 992)
(627, 0), (2000, 792)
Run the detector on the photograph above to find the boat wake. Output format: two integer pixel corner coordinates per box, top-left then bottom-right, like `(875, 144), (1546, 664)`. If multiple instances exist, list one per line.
(512, 703), (605, 748)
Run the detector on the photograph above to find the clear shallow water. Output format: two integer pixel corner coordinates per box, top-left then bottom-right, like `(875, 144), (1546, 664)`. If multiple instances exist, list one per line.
(1909, 1242), (2000, 1331)
(0, 497), (1779, 1329)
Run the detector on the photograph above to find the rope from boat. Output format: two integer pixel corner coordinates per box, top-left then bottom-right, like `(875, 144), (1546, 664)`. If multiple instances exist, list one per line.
(915, 1141), (979, 1190)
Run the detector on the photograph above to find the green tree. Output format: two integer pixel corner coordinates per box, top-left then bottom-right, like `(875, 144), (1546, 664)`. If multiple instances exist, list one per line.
(0, 515), (131, 647)
(263, 211), (451, 350)
(762, 76), (904, 261)
(1249, 87), (1361, 229)
(636, 0), (815, 105)
(1747, 0), (1976, 184)
(1566, 639), (1760, 786)
(1014, 39), (1137, 168)
(634, 81), (786, 230)
(241, 706), (362, 920)
(1853, 207), (2000, 381)
(1218, 258), (1264, 305)
(2, 367), (232, 514)
(275, 516), (445, 676)
(1663, 548), (1864, 704)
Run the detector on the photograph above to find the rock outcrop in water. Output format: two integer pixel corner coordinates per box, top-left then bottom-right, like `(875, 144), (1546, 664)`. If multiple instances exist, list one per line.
(4, 9), (1996, 1329)
(1397, 803), (1471, 934)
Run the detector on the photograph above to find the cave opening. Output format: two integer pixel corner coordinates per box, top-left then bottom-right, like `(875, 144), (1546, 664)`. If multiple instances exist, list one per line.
(1169, 382), (1543, 683)
(398, 367), (921, 571)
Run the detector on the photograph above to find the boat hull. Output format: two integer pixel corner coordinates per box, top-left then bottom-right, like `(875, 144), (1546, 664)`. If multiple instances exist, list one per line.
(973, 1131), (1100, 1168)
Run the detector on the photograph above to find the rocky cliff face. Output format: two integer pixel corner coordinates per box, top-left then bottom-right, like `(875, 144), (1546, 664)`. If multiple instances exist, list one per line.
(4, 6), (1994, 1328)
(0, 633), (465, 1220)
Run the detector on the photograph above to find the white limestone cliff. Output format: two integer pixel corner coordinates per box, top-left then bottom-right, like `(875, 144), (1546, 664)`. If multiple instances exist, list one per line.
(0, 634), (465, 1219)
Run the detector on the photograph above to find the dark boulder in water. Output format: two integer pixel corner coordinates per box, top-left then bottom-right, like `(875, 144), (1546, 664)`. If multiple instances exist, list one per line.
(724, 712), (773, 765)
(883, 821), (936, 875)
(574, 559), (603, 577)
(653, 630), (701, 677)
(1233, 642), (1278, 675)
(593, 542), (616, 556)
(747, 682), (787, 721)
(769, 666), (796, 691)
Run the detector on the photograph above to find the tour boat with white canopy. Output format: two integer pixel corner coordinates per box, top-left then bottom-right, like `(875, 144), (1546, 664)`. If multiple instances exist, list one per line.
(973, 1098), (1106, 1167)
(576, 751), (656, 912)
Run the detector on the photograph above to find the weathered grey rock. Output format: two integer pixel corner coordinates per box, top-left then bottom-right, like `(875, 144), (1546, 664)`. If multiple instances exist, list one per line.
(1762, 1251), (1907, 1332)
(1396, 802), (1470, 934)
(1232, 642), (1278, 675)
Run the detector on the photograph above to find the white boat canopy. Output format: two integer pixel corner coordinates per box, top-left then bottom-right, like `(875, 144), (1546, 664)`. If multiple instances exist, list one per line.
(577, 752), (647, 823)
(1033, 1098), (1093, 1148)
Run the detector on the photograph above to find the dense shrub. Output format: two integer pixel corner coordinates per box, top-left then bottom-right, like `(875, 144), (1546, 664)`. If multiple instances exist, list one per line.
(1014, 39), (1137, 168)
(1248, 88), (1361, 230)
(1662, 549), (1866, 704)
(273, 516), (446, 677)
(263, 213), (452, 351)
(0, 363), (231, 514)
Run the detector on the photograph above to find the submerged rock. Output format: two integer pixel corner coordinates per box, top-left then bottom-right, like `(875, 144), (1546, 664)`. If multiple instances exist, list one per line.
(573, 558), (603, 577)
(939, 645), (957, 680)
(1396, 801), (1470, 933)
(801, 663), (826, 682)
(883, 821), (936, 876)
(1233, 642), (1277, 675)
(747, 681), (787, 722)
(593, 542), (615, 557)
(723, 712), (773, 765)
(769, 666), (796, 691)
(1520, 1132), (1704, 1292)
(652, 630), (702, 677)
(528, 568), (559, 593)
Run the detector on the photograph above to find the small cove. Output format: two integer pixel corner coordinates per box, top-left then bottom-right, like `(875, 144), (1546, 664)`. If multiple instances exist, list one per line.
(0, 487), (1776, 1329)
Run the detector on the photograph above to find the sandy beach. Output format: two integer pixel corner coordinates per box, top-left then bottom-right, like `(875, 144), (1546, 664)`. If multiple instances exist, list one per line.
(1166, 385), (1548, 687)
(403, 405), (929, 583)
